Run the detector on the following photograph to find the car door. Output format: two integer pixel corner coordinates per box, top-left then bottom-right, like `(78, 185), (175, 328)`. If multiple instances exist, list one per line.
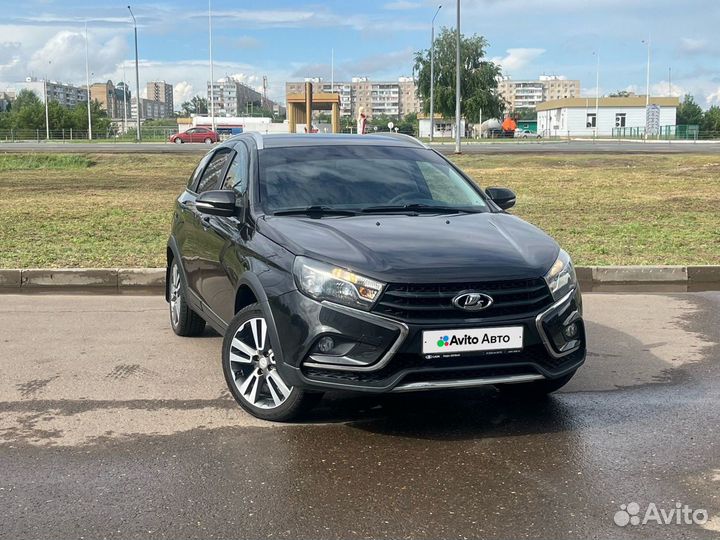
(183, 146), (235, 308)
(193, 128), (208, 143)
(198, 142), (252, 324)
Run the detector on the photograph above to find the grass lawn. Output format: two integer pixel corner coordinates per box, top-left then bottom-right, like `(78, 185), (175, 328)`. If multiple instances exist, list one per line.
(0, 152), (718, 268)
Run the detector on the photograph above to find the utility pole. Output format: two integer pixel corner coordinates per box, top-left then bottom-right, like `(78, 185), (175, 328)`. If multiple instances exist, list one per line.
(85, 22), (92, 140)
(644, 35), (651, 107)
(44, 77), (50, 140)
(594, 50), (600, 139)
(128, 6), (141, 142)
(668, 67), (672, 96)
(331, 48), (334, 92)
(122, 62), (128, 134)
(429, 4), (441, 142)
(454, 0), (461, 153)
(209, 0), (215, 131)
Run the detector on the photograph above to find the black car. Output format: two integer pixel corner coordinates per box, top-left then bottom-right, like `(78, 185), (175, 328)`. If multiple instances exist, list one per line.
(167, 133), (585, 421)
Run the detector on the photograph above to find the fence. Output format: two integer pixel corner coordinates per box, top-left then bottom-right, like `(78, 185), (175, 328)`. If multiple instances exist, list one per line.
(0, 127), (178, 143)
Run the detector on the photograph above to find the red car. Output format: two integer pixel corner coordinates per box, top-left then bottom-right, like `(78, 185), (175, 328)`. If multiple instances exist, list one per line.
(169, 127), (219, 144)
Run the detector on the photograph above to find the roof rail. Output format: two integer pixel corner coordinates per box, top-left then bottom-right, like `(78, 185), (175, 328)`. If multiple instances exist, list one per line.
(368, 132), (428, 149)
(233, 131), (265, 150)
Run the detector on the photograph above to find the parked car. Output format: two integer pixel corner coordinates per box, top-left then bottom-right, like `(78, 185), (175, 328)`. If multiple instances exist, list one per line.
(169, 127), (219, 144)
(514, 129), (542, 139)
(166, 133), (586, 421)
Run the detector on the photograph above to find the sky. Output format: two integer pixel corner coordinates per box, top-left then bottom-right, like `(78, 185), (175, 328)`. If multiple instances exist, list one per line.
(1, 0), (719, 110)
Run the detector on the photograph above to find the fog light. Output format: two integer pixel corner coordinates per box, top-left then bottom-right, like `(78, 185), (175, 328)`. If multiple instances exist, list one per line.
(316, 336), (335, 354)
(563, 322), (578, 339)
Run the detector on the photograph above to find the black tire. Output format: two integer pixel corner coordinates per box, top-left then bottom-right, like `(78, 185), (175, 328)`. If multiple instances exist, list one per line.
(168, 259), (206, 337)
(204, 137), (213, 144)
(496, 370), (576, 398)
(174, 138), (183, 144)
(222, 305), (320, 422)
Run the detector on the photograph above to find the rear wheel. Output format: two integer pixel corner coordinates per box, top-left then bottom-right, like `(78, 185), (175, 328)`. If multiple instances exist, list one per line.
(168, 260), (206, 336)
(222, 305), (320, 421)
(204, 137), (213, 144)
(496, 370), (576, 398)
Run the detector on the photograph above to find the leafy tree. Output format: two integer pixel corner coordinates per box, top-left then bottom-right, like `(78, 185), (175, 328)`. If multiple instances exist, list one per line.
(180, 96), (209, 115)
(513, 107), (536, 121)
(414, 28), (504, 122)
(396, 112), (418, 135)
(700, 105), (720, 133)
(142, 118), (180, 128)
(676, 94), (703, 126)
(609, 90), (633, 97)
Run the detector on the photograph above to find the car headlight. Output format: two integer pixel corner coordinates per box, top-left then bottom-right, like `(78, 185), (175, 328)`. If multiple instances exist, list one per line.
(544, 249), (577, 300)
(293, 256), (385, 310)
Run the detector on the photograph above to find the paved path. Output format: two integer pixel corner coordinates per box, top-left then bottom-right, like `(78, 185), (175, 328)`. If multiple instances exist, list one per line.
(1, 293), (719, 539)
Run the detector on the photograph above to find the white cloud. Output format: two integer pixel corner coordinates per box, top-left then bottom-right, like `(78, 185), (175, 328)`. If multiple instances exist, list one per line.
(491, 48), (545, 74)
(706, 87), (720, 106)
(679, 38), (709, 55)
(650, 81), (685, 98)
(173, 81), (194, 106)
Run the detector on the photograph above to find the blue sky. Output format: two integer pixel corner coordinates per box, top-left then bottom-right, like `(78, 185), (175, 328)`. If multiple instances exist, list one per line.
(1, 0), (718, 109)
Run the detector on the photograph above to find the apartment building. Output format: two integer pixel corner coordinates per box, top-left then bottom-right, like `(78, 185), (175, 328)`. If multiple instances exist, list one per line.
(130, 97), (167, 120)
(498, 76), (580, 111)
(207, 76), (264, 117)
(0, 90), (14, 112)
(285, 77), (421, 119)
(16, 77), (88, 107)
(89, 80), (131, 119)
(146, 81), (174, 116)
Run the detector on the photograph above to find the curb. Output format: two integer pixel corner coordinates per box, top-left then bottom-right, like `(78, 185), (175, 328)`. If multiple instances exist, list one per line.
(0, 266), (718, 294)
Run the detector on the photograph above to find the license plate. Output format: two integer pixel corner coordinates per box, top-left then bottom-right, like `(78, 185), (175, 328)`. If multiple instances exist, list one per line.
(422, 326), (524, 354)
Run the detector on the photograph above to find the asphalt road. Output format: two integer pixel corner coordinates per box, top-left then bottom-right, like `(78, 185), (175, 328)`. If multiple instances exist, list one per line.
(2, 139), (720, 154)
(1, 293), (719, 539)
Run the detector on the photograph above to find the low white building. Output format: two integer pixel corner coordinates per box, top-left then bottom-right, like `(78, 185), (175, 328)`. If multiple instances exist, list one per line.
(536, 96), (679, 137)
(418, 116), (466, 138)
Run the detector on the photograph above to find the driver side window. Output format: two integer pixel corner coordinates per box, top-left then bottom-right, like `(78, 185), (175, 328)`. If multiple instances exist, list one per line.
(222, 144), (250, 194)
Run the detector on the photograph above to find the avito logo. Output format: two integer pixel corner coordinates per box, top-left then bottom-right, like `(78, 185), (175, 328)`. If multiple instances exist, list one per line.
(437, 333), (511, 348)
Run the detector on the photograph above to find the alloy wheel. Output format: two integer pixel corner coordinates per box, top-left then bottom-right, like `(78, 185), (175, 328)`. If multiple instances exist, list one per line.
(228, 317), (293, 409)
(169, 263), (181, 327)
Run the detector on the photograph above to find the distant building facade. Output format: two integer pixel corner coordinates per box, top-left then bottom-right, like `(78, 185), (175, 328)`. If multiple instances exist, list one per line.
(0, 90), (15, 112)
(15, 77), (88, 108)
(146, 81), (174, 116)
(285, 77), (421, 119)
(89, 80), (131, 119)
(207, 76), (264, 117)
(498, 76), (580, 111)
(131, 97), (167, 120)
(536, 96), (678, 136)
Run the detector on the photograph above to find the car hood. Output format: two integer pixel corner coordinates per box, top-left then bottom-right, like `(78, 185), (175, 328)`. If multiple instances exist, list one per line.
(258, 212), (559, 283)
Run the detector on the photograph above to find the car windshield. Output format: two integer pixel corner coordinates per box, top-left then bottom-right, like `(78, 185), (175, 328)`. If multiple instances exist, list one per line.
(258, 144), (489, 214)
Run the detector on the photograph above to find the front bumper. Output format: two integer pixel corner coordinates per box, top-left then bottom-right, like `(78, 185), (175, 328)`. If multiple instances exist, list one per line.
(270, 288), (586, 393)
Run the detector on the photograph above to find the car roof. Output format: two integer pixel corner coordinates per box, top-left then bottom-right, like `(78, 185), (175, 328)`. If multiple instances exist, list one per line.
(230, 132), (428, 151)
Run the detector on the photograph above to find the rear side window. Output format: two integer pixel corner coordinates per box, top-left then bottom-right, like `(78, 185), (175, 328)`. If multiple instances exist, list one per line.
(196, 149), (233, 194)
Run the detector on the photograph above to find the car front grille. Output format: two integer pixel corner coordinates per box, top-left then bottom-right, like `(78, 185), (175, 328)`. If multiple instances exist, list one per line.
(373, 277), (554, 322)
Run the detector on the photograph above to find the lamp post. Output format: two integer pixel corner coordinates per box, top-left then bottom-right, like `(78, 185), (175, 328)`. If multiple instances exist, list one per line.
(122, 62), (128, 134)
(209, 0), (215, 131)
(641, 35), (651, 141)
(593, 50), (600, 139)
(454, 0), (461, 154)
(128, 6), (141, 142)
(429, 4), (441, 142)
(85, 22), (92, 140)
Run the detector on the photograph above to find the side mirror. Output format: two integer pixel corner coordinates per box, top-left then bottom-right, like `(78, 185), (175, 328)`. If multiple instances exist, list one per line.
(485, 187), (516, 210)
(196, 190), (236, 217)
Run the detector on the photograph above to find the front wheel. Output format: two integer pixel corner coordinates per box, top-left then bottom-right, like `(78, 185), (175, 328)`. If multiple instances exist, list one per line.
(174, 138), (183, 144)
(496, 370), (576, 398)
(222, 305), (319, 421)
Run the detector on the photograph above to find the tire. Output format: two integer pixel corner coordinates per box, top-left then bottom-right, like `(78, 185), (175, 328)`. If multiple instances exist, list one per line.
(496, 370), (576, 398)
(174, 138), (183, 144)
(222, 305), (320, 421)
(204, 137), (213, 144)
(168, 259), (206, 337)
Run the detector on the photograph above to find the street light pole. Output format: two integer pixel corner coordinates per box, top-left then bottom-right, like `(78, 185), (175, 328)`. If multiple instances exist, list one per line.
(429, 4), (441, 142)
(128, 6), (141, 142)
(454, 0), (461, 153)
(85, 22), (92, 140)
(209, 0), (215, 130)
(44, 77), (50, 140)
(594, 50), (600, 139)
(122, 62), (128, 134)
(645, 35), (651, 108)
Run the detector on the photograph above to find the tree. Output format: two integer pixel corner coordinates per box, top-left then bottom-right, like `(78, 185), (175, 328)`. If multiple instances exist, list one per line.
(676, 94), (703, 126)
(701, 105), (720, 133)
(180, 96), (208, 115)
(609, 90), (633, 97)
(513, 107), (536, 121)
(414, 28), (504, 123)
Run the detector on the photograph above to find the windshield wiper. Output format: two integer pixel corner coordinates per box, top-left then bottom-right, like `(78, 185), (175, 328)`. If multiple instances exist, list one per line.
(360, 203), (480, 214)
(272, 205), (358, 217)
